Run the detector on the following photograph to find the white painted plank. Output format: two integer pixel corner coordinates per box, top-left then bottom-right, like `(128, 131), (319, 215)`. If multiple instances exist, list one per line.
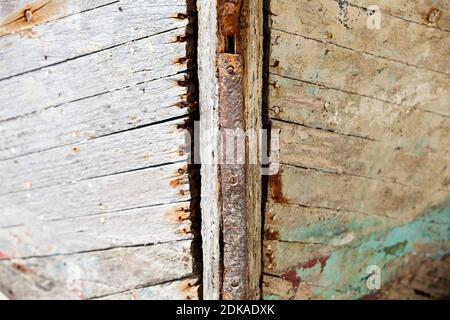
(0, 202), (193, 258)
(0, 240), (196, 299)
(0, 75), (189, 160)
(0, 162), (190, 228)
(197, 0), (221, 300)
(0, 117), (189, 194)
(0, 0), (189, 79)
(0, 28), (188, 121)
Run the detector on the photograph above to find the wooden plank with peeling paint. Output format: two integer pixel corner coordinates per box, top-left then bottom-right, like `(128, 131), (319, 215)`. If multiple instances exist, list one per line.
(268, 164), (449, 219)
(270, 0), (450, 74)
(0, 0), (190, 79)
(0, 240), (196, 300)
(350, 0), (450, 32)
(268, 74), (450, 155)
(272, 119), (450, 189)
(269, 29), (450, 116)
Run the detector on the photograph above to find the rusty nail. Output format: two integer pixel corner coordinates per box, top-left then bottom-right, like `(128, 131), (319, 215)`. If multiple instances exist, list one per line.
(24, 9), (33, 22)
(227, 66), (235, 74)
(231, 280), (239, 287)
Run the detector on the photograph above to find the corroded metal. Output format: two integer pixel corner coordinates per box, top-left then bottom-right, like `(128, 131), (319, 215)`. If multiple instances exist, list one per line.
(218, 53), (247, 299)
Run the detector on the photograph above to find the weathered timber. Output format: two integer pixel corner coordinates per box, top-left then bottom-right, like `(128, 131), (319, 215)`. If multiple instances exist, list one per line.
(269, 29), (450, 116)
(0, 202), (193, 258)
(270, 0), (450, 74)
(98, 276), (201, 300)
(0, 75), (189, 160)
(0, 240), (196, 299)
(0, 117), (189, 194)
(0, 162), (190, 228)
(198, 0), (262, 299)
(0, 0), (190, 79)
(268, 164), (448, 219)
(268, 74), (450, 155)
(272, 120), (450, 189)
(0, 28), (189, 121)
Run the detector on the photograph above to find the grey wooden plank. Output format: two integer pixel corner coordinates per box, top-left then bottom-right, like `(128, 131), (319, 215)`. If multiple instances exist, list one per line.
(0, 28), (189, 121)
(0, 201), (193, 258)
(0, 0), (189, 79)
(99, 276), (200, 300)
(0, 240), (196, 299)
(0, 117), (189, 194)
(0, 162), (190, 228)
(0, 75), (189, 160)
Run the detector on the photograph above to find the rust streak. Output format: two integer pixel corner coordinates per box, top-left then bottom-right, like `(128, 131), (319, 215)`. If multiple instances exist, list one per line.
(0, 0), (61, 36)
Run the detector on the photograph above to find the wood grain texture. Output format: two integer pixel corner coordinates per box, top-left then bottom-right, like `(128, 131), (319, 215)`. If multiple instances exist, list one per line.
(270, 0), (450, 74)
(0, 202), (193, 258)
(350, 0), (450, 32)
(269, 29), (450, 116)
(0, 75), (189, 160)
(240, 0), (263, 300)
(98, 276), (201, 300)
(198, 0), (262, 299)
(0, 0), (115, 36)
(0, 0), (189, 79)
(0, 162), (190, 228)
(0, 240), (196, 300)
(264, 0), (450, 300)
(272, 120), (450, 189)
(269, 164), (448, 219)
(268, 74), (450, 155)
(0, 117), (189, 194)
(0, 28), (188, 121)
(197, 0), (221, 300)
(0, 0), (197, 300)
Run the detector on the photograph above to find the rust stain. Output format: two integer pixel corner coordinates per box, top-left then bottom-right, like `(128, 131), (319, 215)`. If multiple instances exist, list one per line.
(264, 226), (279, 240)
(0, 0), (62, 36)
(425, 8), (442, 24)
(11, 263), (30, 273)
(283, 270), (300, 288)
(282, 256), (330, 289)
(217, 0), (242, 53)
(269, 172), (288, 203)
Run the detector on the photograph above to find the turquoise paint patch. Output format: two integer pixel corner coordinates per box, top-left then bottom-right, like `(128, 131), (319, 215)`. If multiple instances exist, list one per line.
(304, 86), (319, 96)
(263, 294), (281, 300)
(296, 197), (450, 298)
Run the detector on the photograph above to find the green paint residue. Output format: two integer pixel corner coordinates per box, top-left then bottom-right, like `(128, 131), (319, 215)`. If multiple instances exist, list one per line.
(383, 240), (408, 256)
(301, 197), (450, 299)
(263, 294), (281, 300)
(304, 86), (319, 96)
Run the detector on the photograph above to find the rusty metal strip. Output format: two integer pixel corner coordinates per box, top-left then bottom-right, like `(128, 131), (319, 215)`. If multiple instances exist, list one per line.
(217, 0), (248, 300)
(218, 53), (247, 299)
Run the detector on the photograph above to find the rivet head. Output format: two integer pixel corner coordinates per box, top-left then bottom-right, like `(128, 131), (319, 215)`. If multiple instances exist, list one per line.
(227, 66), (235, 74)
